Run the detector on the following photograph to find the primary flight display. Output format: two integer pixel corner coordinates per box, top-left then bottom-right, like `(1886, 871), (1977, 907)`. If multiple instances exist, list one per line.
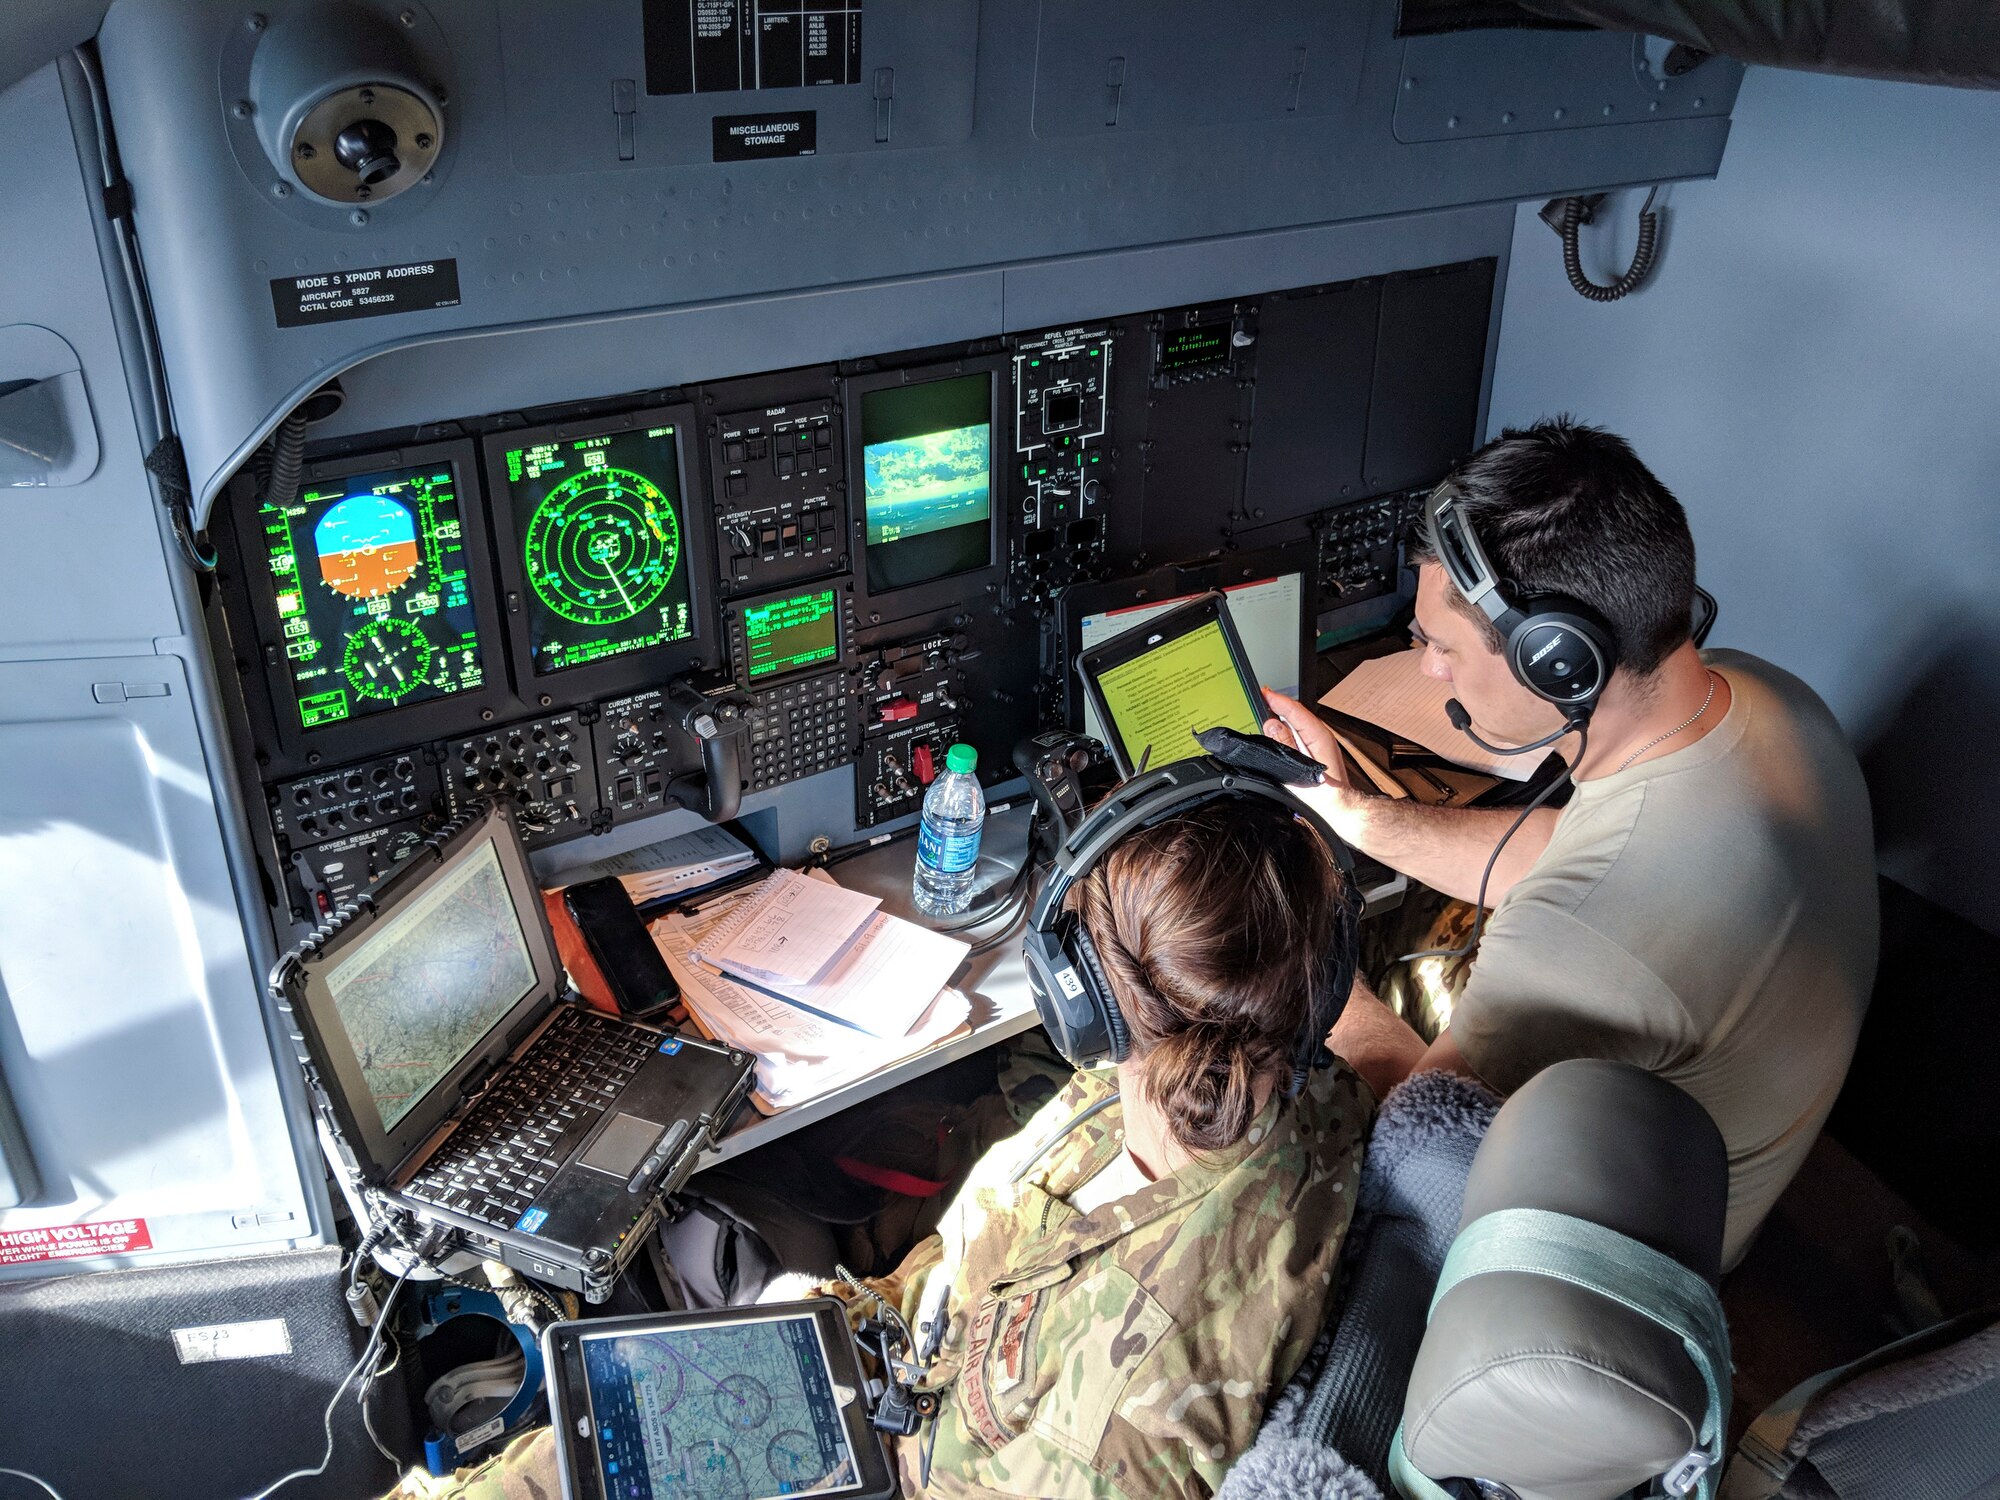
(254, 459), (488, 730)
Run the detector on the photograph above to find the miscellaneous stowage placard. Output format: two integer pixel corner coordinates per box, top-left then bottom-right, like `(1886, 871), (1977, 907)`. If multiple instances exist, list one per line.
(270, 260), (460, 328)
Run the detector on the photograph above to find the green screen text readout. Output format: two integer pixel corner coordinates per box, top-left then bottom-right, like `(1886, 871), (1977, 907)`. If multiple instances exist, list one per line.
(744, 589), (840, 681)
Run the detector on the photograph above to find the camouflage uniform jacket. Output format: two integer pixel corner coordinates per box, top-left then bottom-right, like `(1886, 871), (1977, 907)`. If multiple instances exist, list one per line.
(868, 1062), (1371, 1499)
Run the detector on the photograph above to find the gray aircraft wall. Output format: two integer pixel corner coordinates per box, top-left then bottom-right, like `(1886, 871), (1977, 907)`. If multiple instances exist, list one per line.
(1489, 65), (2000, 938)
(0, 0), (1748, 1271)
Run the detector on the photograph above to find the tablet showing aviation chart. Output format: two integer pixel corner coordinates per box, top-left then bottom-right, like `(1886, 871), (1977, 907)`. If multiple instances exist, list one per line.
(1078, 573), (1303, 753)
(579, 1312), (862, 1499)
(497, 424), (696, 675)
(860, 373), (993, 593)
(254, 459), (488, 730)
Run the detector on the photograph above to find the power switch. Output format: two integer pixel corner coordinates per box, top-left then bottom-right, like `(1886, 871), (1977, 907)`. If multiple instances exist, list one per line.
(912, 744), (937, 784)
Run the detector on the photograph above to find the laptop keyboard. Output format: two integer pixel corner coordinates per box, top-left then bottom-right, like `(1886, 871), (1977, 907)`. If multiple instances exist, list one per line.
(403, 1007), (658, 1230)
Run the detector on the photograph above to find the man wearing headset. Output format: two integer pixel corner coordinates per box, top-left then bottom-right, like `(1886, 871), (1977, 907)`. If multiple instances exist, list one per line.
(1264, 417), (1878, 1271)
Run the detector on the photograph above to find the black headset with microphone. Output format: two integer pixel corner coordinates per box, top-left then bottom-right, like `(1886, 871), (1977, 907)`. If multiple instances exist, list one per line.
(1021, 756), (1363, 1094)
(1424, 480), (1619, 741)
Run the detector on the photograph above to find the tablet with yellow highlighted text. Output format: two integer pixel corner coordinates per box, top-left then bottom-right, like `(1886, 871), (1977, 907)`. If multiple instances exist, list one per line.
(1076, 589), (1270, 777)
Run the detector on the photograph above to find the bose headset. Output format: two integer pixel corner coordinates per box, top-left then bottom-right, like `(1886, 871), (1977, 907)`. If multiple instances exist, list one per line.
(1022, 756), (1364, 1094)
(1424, 480), (1620, 724)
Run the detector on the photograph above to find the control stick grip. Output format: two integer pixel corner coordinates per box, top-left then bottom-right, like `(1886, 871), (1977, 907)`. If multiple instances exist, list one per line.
(664, 678), (749, 823)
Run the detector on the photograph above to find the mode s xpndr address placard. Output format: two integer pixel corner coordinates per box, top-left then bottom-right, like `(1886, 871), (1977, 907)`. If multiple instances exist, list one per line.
(498, 426), (697, 677)
(256, 462), (487, 731)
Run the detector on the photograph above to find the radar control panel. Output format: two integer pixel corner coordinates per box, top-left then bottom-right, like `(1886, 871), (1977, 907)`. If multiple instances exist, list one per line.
(207, 258), (1495, 929)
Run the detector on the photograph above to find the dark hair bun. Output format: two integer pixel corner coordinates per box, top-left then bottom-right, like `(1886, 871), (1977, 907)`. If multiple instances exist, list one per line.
(1069, 798), (1353, 1155)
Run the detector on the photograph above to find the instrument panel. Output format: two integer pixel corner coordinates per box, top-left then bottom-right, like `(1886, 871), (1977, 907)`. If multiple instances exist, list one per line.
(209, 259), (1495, 926)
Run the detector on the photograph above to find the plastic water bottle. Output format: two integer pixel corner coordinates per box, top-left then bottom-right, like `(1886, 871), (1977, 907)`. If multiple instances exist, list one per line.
(912, 743), (985, 917)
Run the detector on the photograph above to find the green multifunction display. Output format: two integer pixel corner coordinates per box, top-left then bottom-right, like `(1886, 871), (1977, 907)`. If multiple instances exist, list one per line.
(500, 426), (694, 675)
(743, 588), (840, 681)
(259, 461), (486, 730)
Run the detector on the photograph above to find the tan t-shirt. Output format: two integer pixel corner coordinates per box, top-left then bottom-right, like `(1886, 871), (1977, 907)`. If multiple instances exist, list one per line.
(1452, 650), (1878, 1269)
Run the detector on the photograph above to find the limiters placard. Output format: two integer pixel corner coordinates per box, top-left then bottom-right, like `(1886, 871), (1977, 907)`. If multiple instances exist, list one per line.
(645, 0), (862, 94)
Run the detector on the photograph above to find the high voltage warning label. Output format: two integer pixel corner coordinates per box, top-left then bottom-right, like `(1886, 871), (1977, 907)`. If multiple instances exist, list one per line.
(0, 1217), (153, 1265)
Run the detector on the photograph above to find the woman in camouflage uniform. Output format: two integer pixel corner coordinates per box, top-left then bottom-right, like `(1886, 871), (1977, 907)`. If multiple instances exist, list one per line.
(833, 798), (1373, 1497)
(391, 799), (1369, 1500)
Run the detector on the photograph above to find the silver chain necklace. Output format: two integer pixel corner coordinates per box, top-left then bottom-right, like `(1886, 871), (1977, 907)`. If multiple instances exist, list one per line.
(1613, 671), (1717, 773)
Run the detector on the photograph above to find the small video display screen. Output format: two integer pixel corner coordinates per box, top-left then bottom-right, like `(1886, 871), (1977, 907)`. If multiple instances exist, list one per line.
(255, 459), (487, 731)
(743, 588), (841, 683)
(1157, 322), (1232, 377)
(861, 373), (993, 593)
(497, 424), (696, 676)
(581, 1313), (863, 1499)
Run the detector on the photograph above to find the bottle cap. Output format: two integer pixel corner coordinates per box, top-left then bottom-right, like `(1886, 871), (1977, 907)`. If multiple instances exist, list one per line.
(945, 743), (977, 775)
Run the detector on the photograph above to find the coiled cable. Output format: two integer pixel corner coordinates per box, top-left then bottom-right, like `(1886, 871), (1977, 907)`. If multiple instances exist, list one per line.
(1560, 187), (1660, 303)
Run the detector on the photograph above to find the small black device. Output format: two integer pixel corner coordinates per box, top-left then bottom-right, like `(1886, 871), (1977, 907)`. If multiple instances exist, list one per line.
(1075, 590), (1271, 777)
(1013, 728), (1119, 837)
(269, 803), (755, 1303)
(1020, 757), (1362, 1088)
(1423, 480), (1619, 714)
(1194, 725), (1329, 787)
(563, 877), (680, 1023)
(543, 1301), (899, 1500)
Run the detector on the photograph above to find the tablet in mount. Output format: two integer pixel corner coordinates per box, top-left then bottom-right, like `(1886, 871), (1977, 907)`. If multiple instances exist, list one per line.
(1075, 590), (1271, 777)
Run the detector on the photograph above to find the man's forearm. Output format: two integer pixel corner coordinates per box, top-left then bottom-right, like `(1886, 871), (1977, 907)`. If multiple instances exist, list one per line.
(1328, 974), (1426, 1102)
(1293, 782), (1556, 906)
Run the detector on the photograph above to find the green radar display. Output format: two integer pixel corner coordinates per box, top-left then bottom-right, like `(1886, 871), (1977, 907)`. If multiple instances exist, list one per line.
(256, 460), (486, 731)
(501, 425), (696, 675)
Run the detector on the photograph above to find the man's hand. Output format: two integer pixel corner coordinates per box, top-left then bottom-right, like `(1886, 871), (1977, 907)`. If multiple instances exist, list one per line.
(1262, 688), (1352, 792)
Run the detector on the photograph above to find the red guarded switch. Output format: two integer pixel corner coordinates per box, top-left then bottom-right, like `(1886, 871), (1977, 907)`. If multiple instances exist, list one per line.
(879, 698), (920, 723)
(912, 743), (937, 784)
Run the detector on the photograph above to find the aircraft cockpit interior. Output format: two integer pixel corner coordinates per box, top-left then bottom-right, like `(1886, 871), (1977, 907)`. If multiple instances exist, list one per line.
(2, 3), (1997, 1498)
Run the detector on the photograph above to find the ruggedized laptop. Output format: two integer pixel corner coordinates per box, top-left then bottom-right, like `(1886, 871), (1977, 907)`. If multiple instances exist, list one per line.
(270, 802), (755, 1302)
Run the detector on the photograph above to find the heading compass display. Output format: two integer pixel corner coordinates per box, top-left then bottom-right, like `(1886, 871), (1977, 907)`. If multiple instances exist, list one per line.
(253, 461), (487, 729)
(498, 425), (697, 674)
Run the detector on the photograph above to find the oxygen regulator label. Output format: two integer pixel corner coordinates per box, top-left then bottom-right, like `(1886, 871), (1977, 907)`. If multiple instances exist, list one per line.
(270, 259), (462, 329)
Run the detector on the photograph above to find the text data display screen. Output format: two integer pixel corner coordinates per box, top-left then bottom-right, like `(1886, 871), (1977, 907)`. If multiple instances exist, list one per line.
(744, 589), (840, 682)
(323, 837), (538, 1132)
(861, 374), (993, 593)
(1157, 323), (1231, 378)
(581, 1313), (860, 1500)
(1081, 574), (1302, 750)
(500, 426), (695, 676)
(1094, 619), (1267, 772)
(258, 461), (486, 730)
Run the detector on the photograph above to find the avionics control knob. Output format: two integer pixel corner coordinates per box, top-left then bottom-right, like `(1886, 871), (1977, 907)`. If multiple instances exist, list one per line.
(1082, 479), (1102, 505)
(615, 735), (644, 766)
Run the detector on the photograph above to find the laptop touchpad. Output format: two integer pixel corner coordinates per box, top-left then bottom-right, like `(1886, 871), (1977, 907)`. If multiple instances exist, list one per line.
(578, 1112), (663, 1176)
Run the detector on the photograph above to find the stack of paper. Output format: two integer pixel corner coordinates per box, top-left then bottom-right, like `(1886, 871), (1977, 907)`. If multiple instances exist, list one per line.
(690, 869), (882, 988)
(1320, 648), (1537, 782)
(653, 872), (973, 1113)
(555, 824), (758, 904)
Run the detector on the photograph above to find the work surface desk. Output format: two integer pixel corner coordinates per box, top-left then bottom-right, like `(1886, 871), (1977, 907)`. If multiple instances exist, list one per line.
(691, 799), (1406, 1170)
(693, 806), (1044, 1169)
